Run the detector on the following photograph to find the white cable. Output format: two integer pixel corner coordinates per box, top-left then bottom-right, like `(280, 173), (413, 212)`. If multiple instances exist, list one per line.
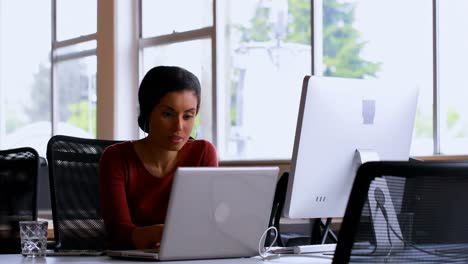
(257, 226), (335, 261)
(258, 226), (280, 260)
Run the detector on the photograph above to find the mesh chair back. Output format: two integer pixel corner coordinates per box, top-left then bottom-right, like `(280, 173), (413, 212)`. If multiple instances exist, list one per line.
(0, 147), (39, 253)
(333, 161), (468, 264)
(47, 135), (121, 251)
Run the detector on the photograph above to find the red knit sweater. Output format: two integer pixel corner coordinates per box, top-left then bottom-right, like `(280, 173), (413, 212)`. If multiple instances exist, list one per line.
(99, 139), (218, 249)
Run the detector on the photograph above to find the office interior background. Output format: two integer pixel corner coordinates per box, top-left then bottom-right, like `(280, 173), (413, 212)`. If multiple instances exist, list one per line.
(1, 0), (468, 164)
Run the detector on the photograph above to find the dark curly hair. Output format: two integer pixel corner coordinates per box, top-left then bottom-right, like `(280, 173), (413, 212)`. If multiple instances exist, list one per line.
(137, 66), (201, 133)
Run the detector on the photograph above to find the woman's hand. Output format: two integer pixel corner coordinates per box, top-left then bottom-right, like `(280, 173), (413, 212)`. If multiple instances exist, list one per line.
(131, 224), (164, 249)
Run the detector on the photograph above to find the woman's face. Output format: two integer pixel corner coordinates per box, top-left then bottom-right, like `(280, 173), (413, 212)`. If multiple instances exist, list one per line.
(147, 90), (198, 151)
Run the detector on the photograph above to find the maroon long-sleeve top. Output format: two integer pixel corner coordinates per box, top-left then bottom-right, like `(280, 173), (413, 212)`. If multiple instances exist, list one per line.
(99, 139), (218, 249)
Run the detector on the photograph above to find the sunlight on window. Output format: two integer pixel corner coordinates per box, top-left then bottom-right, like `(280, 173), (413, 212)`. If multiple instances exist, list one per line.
(142, 0), (212, 37)
(55, 56), (97, 138)
(322, 0), (433, 156)
(0, 0), (51, 156)
(439, 0), (468, 154)
(56, 0), (96, 41)
(219, 0), (311, 160)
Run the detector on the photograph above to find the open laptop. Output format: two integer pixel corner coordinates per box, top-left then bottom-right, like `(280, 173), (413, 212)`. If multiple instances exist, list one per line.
(107, 166), (280, 261)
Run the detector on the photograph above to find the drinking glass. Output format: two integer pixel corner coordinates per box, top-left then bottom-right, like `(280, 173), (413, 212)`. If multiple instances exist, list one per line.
(19, 221), (48, 257)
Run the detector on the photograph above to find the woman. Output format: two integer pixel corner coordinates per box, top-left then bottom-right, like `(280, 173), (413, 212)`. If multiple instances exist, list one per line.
(99, 66), (218, 250)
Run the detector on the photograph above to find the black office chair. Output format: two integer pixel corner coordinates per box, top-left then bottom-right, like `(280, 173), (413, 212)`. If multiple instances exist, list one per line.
(333, 161), (468, 264)
(47, 135), (121, 251)
(0, 147), (39, 254)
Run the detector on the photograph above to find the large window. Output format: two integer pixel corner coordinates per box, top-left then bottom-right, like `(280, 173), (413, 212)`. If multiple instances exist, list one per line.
(315, 0), (468, 156)
(141, 0), (212, 38)
(1, 0), (467, 160)
(438, 0), (468, 154)
(137, 0), (468, 160)
(56, 0), (96, 41)
(52, 0), (97, 140)
(0, 1), (51, 157)
(218, 0), (311, 160)
(0, 1), (97, 156)
(316, 0), (433, 156)
(139, 0), (214, 141)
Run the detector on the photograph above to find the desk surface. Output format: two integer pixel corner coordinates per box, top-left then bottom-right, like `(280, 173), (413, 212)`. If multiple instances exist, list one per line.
(0, 254), (333, 264)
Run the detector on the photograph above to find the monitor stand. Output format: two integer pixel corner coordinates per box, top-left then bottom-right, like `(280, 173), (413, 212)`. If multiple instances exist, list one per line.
(310, 217), (337, 245)
(354, 149), (404, 255)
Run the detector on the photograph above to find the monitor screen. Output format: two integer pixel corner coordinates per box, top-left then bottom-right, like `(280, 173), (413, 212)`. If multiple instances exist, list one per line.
(283, 76), (418, 219)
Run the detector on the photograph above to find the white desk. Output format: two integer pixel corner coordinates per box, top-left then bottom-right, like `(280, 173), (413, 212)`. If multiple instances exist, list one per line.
(0, 254), (333, 264)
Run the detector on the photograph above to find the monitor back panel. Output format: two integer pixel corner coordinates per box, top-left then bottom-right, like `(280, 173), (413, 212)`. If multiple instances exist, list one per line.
(284, 76), (418, 218)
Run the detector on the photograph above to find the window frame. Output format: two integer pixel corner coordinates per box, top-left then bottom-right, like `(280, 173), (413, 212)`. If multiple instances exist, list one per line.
(137, 0), (218, 147)
(1, 0), (467, 162)
(0, 1), (5, 146)
(134, 0), (462, 161)
(51, 0), (97, 136)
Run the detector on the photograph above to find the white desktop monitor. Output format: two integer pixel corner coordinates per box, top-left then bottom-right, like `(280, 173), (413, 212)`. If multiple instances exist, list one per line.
(283, 76), (418, 219)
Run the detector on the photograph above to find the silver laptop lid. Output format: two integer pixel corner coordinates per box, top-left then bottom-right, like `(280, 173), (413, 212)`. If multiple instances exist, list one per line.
(159, 167), (279, 261)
